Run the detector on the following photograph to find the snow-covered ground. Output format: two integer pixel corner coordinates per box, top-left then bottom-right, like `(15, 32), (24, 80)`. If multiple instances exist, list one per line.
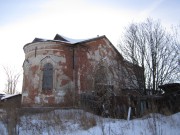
(0, 121), (7, 135)
(0, 109), (180, 135)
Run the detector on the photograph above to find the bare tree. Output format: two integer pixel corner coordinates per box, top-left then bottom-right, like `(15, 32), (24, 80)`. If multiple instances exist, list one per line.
(3, 66), (21, 94)
(119, 19), (179, 94)
(171, 24), (180, 82)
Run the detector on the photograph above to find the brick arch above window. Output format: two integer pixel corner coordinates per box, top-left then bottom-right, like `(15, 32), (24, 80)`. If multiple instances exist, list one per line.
(40, 56), (56, 67)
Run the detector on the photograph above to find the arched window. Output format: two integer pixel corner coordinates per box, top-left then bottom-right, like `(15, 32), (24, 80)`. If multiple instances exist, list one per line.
(42, 63), (53, 90)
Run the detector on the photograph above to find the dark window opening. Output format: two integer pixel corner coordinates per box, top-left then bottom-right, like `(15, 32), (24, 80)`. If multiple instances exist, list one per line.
(42, 63), (53, 90)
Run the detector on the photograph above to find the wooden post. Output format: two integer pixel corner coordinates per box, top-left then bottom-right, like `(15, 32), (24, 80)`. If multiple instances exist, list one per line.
(127, 106), (131, 121)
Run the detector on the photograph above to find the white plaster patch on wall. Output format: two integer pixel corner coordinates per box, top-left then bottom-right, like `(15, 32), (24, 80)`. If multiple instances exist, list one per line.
(94, 50), (101, 61)
(35, 96), (40, 104)
(55, 96), (64, 103)
(43, 97), (48, 104)
(22, 91), (28, 97)
(21, 91), (30, 104)
(108, 50), (112, 56)
(78, 69), (81, 93)
(28, 56), (43, 65)
(55, 90), (65, 103)
(23, 60), (30, 72)
(56, 75), (71, 90)
(58, 56), (66, 63)
(57, 90), (65, 96)
(87, 51), (92, 59)
(49, 55), (66, 63)
(69, 81), (74, 90)
(62, 83), (72, 91)
(27, 52), (66, 66)
(59, 74), (69, 80)
(33, 74), (39, 89)
(87, 50), (101, 62)
(24, 42), (64, 54)
(99, 44), (107, 56)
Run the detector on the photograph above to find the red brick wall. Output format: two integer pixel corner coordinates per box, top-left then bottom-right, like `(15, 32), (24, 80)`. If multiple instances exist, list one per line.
(22, 42), (74, 107)
(22, 36), (141, 107)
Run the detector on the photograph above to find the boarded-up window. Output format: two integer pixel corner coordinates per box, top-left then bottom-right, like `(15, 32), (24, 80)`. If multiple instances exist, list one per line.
(42, 63), (53, 90)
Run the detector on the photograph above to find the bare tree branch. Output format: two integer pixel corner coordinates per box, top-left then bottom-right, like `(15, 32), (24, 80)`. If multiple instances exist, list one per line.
(119, 18), (179, 94)
(3, 66), (21, 94)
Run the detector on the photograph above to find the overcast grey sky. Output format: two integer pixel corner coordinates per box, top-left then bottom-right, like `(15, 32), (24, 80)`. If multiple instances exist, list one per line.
(0, 0), (179, 92)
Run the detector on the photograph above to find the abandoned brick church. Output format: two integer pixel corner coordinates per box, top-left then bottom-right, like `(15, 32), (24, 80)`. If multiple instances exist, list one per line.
(21, 34), (143, 107)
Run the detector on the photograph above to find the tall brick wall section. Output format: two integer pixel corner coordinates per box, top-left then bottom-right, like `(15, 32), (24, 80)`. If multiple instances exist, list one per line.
(22, 41), (74, 107)
(74, 37), (125, 94)
(21, 36), (142, 107)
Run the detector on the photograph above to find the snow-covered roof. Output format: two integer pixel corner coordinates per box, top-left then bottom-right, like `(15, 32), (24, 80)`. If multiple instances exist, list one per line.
(1, 93), (21, 100)
(56, 34), (89, 44)
(0, 91), (6, 95)
(31, 34), (104, 44)
(32, 38), (47, 43)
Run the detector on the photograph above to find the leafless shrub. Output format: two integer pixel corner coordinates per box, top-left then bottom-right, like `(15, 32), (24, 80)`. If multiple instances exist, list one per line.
(79, 112), (97, 130)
